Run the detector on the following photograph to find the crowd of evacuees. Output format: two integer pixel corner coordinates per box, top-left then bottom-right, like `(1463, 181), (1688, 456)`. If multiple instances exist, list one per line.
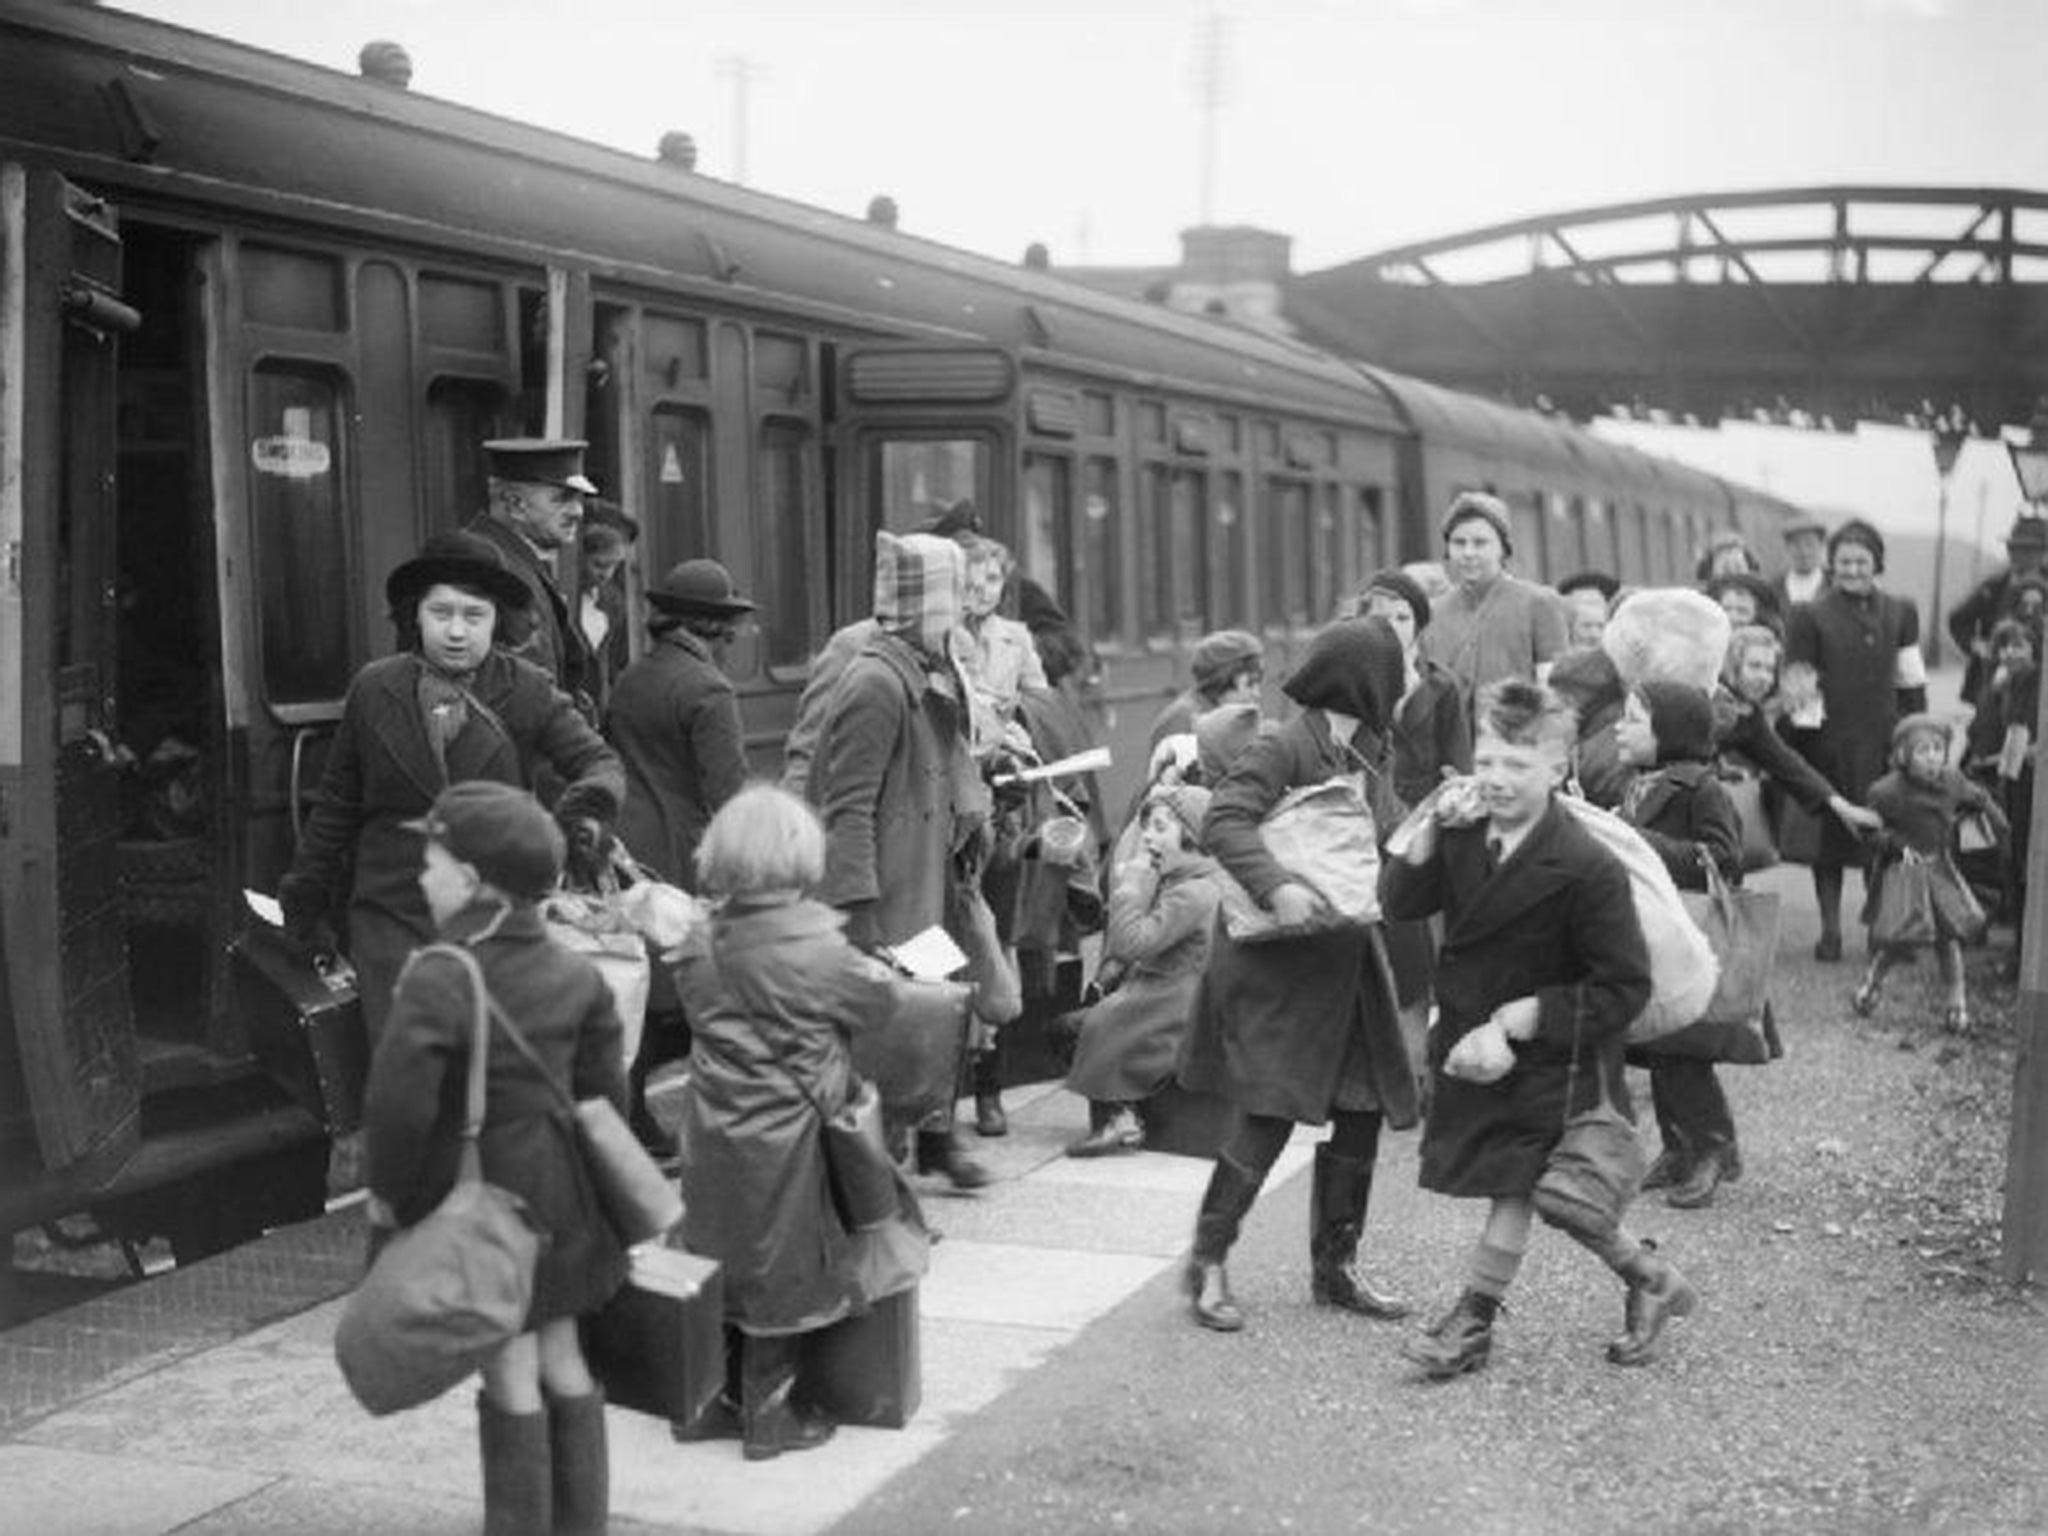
(279, 434), (2039, 1529)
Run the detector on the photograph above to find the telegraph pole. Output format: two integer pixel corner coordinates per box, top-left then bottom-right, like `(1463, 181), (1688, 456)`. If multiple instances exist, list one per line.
(715, 54), (768, 186)
(1191, 11), (1229, 226)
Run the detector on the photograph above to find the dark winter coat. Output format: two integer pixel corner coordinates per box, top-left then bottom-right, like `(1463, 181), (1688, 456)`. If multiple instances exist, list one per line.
(1390, 661), (1472, 809)
(607, 628), (748, 890)
(1785, 586), (1926, 866)
(1711, 686), (1838, 817)
(1066, 852), (1219, 1103)
(674, 898), (923, 1334)
(1381, 797), (1651, 1197)
(284, 650), (624, 1038)
(364, 902), (628, 1327)
(1178, 710), (1421, 1128)
(812, 631), (981, 949)
(465, 515), (594, 707)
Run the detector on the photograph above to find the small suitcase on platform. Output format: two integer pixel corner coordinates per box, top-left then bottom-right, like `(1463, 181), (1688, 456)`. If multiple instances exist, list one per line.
(583, 1245), (725, 1428)
(230, 926), (368, 1132)
(799, 1284), (920, 1429)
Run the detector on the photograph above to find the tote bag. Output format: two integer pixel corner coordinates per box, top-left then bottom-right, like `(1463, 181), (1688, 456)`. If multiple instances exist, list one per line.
(1659, 863), (1781, 1065)
(333, 946), (541, 1416)
(1218, 777), (1382, 943)
(1717, 762), (1778, 872)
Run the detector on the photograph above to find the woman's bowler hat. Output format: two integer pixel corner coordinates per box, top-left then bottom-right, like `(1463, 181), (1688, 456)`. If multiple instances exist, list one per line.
(647, 559), (756, 618)
(385, 529), (533, 615)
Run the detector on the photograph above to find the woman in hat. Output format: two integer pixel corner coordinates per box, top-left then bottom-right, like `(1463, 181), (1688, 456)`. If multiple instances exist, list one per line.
(1357, 568), (1470, 808)
(1419, 492), (1569, 712)
(1703, 570), (1786, 638)
(1784, 519), (1927, 960)
(279, 529), (625, 1041)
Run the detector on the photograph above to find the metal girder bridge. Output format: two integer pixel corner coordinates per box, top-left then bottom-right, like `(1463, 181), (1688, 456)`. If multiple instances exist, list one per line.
(1283, 186), (2048, 435)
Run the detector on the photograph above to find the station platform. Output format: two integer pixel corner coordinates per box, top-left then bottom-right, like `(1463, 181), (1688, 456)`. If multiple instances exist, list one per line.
(0, 1082), (1303, 1536)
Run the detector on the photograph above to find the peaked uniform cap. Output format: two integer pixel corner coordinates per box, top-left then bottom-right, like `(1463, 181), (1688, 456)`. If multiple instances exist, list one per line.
(648, 559), (756, 617)
(484, 437), (599, 495)
(385, 529), (533, 615)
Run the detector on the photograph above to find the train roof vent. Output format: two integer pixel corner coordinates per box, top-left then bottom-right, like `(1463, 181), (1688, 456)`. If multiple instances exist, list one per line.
(844, 348), (1014, 405)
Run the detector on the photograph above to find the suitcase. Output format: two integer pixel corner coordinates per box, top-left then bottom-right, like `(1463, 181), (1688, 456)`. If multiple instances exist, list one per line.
(230, 926), (369, 1132)
(799, 1284), (920, 1429)
(583, 1245), (725, 1428)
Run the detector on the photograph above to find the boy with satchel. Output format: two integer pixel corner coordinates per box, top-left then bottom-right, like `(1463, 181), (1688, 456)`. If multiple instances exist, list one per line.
(362, 781), (628, 1536)
(1382, 680), (1699, 1380)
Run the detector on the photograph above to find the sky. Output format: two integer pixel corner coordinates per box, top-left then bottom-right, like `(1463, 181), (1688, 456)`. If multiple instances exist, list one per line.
(121, 0), (2048, 568)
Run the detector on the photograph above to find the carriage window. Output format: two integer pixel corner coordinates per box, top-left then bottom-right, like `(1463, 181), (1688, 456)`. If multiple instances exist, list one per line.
(646, 406), (711, 574)
(250, 365), (352, 705)
(1083, 458), (1122, 646)
(1082, 390), (1116, 438)
(1617, 504), (1650, 584)
(756, 421), (819, 671)
(420, 274), (504, 352)
(1354, 485), (1385, 579)
(1021, 453), (1073, 611)
(1263, 478), (1310, 628)
(1213, 470), (1249, 627)
(425, 378), (509, 530)
(1509, 497), (1545, 577)
(1172, 469), (1208, 629)
(1142, 465), (1173, 640)
(1312, 483), (1343, 620)
(872, 438), (990, 531)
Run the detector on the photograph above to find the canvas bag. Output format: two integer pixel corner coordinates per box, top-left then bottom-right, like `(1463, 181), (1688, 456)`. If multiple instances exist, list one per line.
(542, 887), (654, 1069)
(1716, 761), (1778, 872)
(1556, 798), (1719, 1043)
(1659, 861), (1782, 1065)
(481, 982), (683, 1248)
(1217, 776), (1382, 942)
(1532, 1009), (1646, 1244)
(333, 945), (542, 1417)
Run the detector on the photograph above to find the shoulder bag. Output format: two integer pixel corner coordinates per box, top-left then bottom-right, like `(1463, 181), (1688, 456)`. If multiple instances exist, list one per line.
(333, 944), (542, 1417)
(1532, 1007), (1646, 1245)
(1660, 860), (1782, 1065)
(1716, 760), (1778, 872)
(1217, 775), (1383, 943)
(483, 986), (683, 1248)
(758, 1031), (901, 1233)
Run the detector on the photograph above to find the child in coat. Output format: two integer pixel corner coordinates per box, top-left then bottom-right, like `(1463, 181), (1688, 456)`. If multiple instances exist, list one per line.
(1382, 680), (1698, 1378)
(1855, 715), (2009, 1032)
(1613, 681), (1748, 1211)
(674, 784), (929, 1461)
(363, 781), (627, 1536)
(1064, 783), (1220, 1156)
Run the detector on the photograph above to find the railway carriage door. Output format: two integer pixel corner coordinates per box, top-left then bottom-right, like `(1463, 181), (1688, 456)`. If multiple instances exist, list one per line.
(0, 167), (141, 1182)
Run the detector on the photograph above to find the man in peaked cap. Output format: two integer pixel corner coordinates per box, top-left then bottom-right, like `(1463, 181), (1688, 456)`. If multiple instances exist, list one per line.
(1773, 515), (1830, 611)
(1948, 512), (2048, 705)
(466, 437), (601, 712)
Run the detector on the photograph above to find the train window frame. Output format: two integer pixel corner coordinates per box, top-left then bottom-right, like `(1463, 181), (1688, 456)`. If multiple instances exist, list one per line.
(1261, 474), (1313, 635)
(862, 429), (996, 536)
(245, 358), (358, 722)
(754, 414), (823, 682)
(643, 403), (715, 579)
(1020, 450), (1076, 623)
(1211, 467), (1250, 629)
(1081, 455), (1127, 655)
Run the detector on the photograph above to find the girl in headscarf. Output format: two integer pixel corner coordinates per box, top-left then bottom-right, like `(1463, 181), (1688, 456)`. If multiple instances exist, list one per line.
(1176, 618), (1422, 1333)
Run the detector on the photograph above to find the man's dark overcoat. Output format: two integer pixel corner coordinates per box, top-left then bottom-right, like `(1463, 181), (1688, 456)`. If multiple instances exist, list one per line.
(287, 650), (623, 1036)
(1380, 796), (1651, 1197)
(607, 627), (748, 890)
(365, 902), (628, 1326)
(1177, 710), (1421, 1129)
(466, 514), (593, 703)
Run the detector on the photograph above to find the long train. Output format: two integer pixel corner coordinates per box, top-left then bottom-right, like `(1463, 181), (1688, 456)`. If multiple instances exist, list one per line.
(0, 2), (1807, 1263)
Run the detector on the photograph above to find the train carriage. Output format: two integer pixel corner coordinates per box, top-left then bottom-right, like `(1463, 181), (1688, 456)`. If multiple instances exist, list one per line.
(0, 1), (1802, 1270)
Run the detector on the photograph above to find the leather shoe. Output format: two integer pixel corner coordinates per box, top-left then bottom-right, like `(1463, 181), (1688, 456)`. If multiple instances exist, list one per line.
(915, 1131), (990, 1190)
(1185, 1258), (1243, 1332)
(973, 1091), (1008, 1138)
(1401, 1290), (1497, 1380)
(1606, 1243), (1698, 1366)
(1814, 932), (1843, 962)
(1640, 1147), (1691, 1192)
(1665, 1148), (1726, 1209)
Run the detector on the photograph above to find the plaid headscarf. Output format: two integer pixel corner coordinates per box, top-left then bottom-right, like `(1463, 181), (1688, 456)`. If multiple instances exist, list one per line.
(873, 532), (965, 662)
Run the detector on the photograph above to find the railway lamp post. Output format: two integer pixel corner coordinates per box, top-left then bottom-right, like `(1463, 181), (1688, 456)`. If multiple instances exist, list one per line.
(1926, 416), (1968, 666)
(2000, 397), (2048, 1285)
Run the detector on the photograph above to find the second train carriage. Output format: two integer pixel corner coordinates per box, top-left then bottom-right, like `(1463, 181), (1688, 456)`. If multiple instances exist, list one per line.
(0, 1), (1803, 1266)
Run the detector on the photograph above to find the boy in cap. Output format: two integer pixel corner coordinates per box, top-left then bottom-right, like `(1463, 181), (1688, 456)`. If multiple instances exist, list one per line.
(1149, 629), (1264, 750)
(467, 437), (602, 709)
(365, 780), (627, 1536)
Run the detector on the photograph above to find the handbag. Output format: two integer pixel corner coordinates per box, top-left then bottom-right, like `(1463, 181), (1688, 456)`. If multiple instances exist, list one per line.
(855, 977), (973, 1123)
(1956, 808), (2001, 855)
(1773, 794), (1825, 867)
(1716, 762), (1778, 873)
(760, 1041), (902, 1234)
(1217, 775), (1382, 943)
(1661, 862), (1781, 1065)
(485, 991), (683, 1248)
(332, 945), (542, 1417)
(1531, 1010), (1646, 1245)
(1869, 855), (1937, 949)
